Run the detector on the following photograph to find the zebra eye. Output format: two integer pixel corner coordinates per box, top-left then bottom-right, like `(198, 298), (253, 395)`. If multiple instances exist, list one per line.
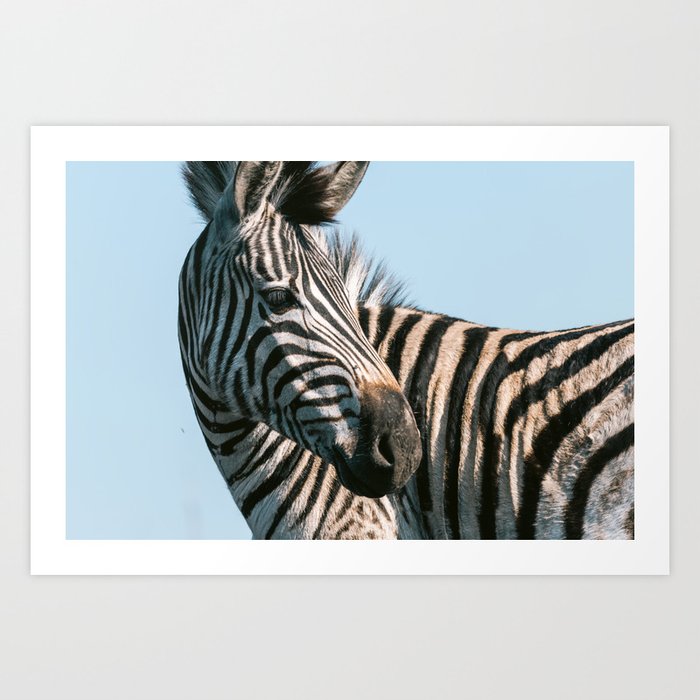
(262, 287), (296, 313)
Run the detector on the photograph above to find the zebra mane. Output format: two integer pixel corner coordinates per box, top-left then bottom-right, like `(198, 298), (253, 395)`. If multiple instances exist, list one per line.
(316, 228), (411, 308)
(182, 161), (411, 308)
(266, 161), (341, 225)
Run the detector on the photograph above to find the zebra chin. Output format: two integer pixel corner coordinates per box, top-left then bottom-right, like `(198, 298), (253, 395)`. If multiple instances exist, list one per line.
(331, 384), (422, 498)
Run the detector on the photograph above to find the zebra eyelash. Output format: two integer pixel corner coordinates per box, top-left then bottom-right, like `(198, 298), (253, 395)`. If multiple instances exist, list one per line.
(260, 287), (298, 314)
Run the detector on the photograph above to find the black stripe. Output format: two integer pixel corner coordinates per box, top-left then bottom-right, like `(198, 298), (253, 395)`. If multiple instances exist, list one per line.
(290, 457), (327, 529)
(335, 520), (357, 539)
(476, 353), (511, 539)
(268, 216), (285, 279)
(286, 226), (301, 278)
(271, 359), (344, 401)
(228, 435), (284, 484)
(190, 222), (210, 275)
(213, 429), (248, 458)
(497, 330), (543, 346)
(178, 260), (200, 369)
(443, 327), (489, 538)
(517, 356), (634, 538)
(384, 313), (422, 376)
(195, 409), (251, 436)
(185, 371), (229, 414)
(219, 276), (254, 380)
(232, 368), (255, 417)
(263, 456), (314, 539)
(402, 481), (423, 534)
(293, 393), (354, 410)
(565, 425), (634, 539)
(240, 443), (302, 516)
(298, 410), (358, 427)
(177, 296), (190, 354)
(257, 342), (344, 401)
(199, 266), (227, 365)
(375, 497), (391, 521)
(373, 306), (396, 350)
(311, 476), (342, 538)
(357, 306), (370, 338)
(294, 374), (352, 395)
(259, 338), (310, 409)
(405, 317), (451, 517)
(332, 490), (355, 525)
(244, 325), (272, 387)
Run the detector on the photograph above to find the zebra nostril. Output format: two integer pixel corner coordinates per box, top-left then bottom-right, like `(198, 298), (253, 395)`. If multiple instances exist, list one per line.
(376, 432), (395, 468)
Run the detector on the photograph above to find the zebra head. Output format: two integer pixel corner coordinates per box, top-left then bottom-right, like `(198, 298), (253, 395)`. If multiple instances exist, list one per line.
(181, 161), (421, 497)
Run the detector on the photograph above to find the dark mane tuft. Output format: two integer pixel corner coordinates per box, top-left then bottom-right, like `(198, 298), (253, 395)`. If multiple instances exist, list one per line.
(269, 161), (339, 225)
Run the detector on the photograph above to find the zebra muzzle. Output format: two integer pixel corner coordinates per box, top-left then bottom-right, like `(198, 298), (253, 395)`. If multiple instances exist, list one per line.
(337, 384), (422, 498)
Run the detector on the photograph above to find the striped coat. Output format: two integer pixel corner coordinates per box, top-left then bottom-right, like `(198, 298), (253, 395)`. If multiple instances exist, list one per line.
(179, 161), (634, 539)
(361, 306), (633, 539)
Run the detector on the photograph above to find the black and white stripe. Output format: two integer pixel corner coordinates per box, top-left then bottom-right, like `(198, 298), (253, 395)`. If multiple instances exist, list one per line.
(362, 307), (634, 539)
(179, 161), (634, 539)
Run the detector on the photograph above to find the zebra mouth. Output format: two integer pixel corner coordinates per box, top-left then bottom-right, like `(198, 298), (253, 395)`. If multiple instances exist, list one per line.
(331, 447), (386, 498)
(331, 446), (408, 499)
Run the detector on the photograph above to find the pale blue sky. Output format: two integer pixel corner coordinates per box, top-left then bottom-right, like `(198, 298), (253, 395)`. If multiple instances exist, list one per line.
(66, 161), (633, 539)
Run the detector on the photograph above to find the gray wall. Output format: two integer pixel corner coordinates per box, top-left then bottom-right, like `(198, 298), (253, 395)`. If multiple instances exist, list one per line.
(1, 2), (696, 698)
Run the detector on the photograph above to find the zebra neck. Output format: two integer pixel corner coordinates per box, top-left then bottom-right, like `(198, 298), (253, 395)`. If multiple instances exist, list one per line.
(197, 404), (400, 539)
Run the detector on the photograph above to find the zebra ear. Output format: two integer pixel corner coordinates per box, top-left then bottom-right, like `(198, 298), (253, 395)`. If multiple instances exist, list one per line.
(233, 161), (283, 218)
(233, 161), (369, 224)
(316, 161), (369, 217)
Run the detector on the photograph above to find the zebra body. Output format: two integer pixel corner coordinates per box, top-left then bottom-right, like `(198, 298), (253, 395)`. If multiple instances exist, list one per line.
(179, 161), (634, 540)
(366, 307), (634, 539)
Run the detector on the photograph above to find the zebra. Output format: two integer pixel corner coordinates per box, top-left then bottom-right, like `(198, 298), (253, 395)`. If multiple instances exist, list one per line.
(179, 161), (634, 540)
(179, 161), (422, 539)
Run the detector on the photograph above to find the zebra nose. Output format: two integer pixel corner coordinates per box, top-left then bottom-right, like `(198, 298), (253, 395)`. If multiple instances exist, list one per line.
(344, 384), (422, 497)
(374, 431), (396, 468)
